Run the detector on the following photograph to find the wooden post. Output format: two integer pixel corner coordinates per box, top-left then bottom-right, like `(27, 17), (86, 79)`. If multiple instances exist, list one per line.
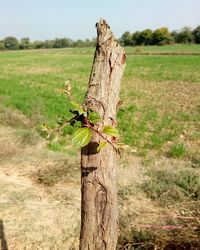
(80, 19), (126, 250)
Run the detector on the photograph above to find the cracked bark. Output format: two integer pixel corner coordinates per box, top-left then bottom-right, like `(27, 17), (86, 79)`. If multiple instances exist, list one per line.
(80, 19), (126, 250)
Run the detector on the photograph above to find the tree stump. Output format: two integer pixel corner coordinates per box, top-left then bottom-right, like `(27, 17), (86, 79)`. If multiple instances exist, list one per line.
(80, 19), (126, 250)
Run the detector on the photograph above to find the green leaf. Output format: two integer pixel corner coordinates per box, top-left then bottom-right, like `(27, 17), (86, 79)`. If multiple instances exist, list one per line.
(72, 127), (92, 147)
(88, 111), (100, 125)
(70, 101), (84, 115)
(73, 120), (82, 128)
(102, 126), (119, 137)
(97, 141), (107, 152)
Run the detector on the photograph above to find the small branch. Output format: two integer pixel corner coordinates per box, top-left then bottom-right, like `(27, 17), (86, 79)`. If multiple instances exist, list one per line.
(55, 116), (78, 133)
(89, 126), (117, 150)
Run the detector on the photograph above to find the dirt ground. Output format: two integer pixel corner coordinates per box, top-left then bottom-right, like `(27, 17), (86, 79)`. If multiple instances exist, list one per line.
(0, 116), (81, 249)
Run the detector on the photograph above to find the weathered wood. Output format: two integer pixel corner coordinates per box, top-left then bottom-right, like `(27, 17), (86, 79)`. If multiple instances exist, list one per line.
(80, 19), (126, 250)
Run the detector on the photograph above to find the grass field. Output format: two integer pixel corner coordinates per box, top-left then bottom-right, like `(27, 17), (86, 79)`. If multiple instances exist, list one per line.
(126, 44), (200, 54)
(0, 45), (200, 249)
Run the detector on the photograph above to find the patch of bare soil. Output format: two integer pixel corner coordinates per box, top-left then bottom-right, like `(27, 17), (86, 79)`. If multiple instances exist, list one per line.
(0, 123), (80, 249)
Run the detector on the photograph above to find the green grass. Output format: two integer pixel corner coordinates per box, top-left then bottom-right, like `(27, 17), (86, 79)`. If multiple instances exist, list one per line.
(1, 46), (200, 250)
(126, 54), (200, 82)
(0, 47), (200, 159)
(0, 50), (91, 124)
(125, 44), (200, 54)
(47, 141), (65, 152)
(169, 143), (186, 158)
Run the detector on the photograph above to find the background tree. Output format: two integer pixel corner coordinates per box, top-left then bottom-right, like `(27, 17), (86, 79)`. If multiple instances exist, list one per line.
(20, 37), (31, 49)
(171, 30), (178, 43)
(4, 36), (19, 50)
(33, 40), (45, 49)
(0, 41), (5, 50)
(176, 27), (194, 44)
(120, 31), (132, 46)
(53, 38), (72, 48)
(138, 29), (153, 45)
(131, 31), (141, 46)
(153, 27), (172, 45)
(193, 25), (200, 44)
(83, 38), (96, 47)
(43, 40), (54, 49)
(73, 39), (85, 47)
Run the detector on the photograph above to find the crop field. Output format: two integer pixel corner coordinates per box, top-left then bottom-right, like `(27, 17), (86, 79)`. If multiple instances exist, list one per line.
(0, 45), (200, 249)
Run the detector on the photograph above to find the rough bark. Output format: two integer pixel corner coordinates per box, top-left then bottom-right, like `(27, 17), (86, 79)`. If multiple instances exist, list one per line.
(80, 19), (126, 250)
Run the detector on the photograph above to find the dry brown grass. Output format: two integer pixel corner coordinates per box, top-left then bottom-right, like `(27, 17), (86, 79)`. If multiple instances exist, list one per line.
(1, 65), (61, 76)
(0, 111), (81, 249)
(117, 153), (200, 249)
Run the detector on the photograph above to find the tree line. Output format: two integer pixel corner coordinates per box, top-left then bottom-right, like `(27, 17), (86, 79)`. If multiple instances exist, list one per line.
(0, 25), (200, 50)
(120, 26), (200, 46)
(0, 37), (97, 50)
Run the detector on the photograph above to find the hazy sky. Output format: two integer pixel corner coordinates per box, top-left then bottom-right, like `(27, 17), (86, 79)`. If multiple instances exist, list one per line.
(0, 0), (200, 41)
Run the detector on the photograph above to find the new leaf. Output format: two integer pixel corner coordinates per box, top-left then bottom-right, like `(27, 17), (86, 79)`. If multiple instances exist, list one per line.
(88, 111), (100, 125)
(72, 127), (92, 147)
(97, 141), (107, 152)
(102, 126), (119, 137)
(71, 101), (84, 115)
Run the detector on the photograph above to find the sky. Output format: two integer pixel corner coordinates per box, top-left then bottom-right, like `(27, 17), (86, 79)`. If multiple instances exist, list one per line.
(0, 0), (200, 41)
